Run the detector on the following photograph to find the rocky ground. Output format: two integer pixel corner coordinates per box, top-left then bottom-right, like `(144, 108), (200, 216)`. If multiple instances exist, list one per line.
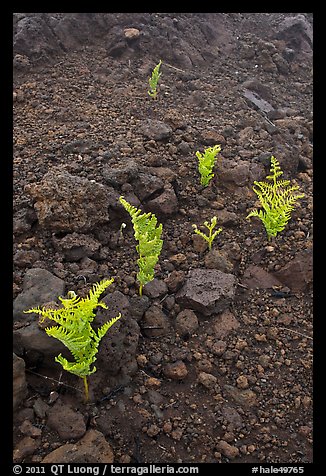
(13, 13), (313, 464)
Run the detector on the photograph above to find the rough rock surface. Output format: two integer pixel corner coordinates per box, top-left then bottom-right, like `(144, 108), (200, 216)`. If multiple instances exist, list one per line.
(217, 440), (240, 459)
(95, 291), (140, 381)
(146, 184), (179, 218)
(13, 320), (66, 368)
(52, 232), (102, 261)
(143, 278), (168, 299)
(102, 160), (139, 187)
(212, 310), (240, 339)
(220, 404), (243, 429)
(42, 429), (114, 463)
(197, 371), (218, 389)
(13, 268), (65, 321)
(139, 120), (172, 141)
(141, 303), (171, 337)
(25, 169), (110, 233)
(176, 268), (237, 316)
(163, 361), (188, 380)
(131, 171), (164, 201)
(13, 13), (234, 69)
(13, 353), (28, 410)
(273, 248), (313, 291)
(223, 384), (257, 408)
(13, 436), (40, 463)
(174, 309), (199, 337)
(242, 264), (283, 289)
(47, 401), (86, 440)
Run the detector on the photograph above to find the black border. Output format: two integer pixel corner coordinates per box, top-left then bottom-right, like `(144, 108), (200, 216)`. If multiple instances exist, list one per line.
(8, 6), (320, 474)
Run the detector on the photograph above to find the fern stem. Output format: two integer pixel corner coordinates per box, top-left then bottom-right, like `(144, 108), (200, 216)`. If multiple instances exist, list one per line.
(139, 284), (143, 296)
(83, 376), (89, 402)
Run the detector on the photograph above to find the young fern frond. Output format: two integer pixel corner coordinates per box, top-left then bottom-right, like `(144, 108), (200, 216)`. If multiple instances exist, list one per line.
(196, 145), (221, 187)
(23, 279), (121, 401)
(119, 196), (163, 295)
(246, 156), (304, 240)
(148, 60), (162, 99)
(192, 216), (222, 251)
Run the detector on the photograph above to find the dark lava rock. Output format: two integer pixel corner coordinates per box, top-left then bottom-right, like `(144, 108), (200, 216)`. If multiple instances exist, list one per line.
(47, 401), (86, 440)
(141, 303), (171, 337)
(273, 248), (313, 292)
(143, 278), (168, 299)
(25, 169), (110, 233)
(131, 172), (164, 201)
(176, 268), (237, 316)
(42, 429), (114, 463)
(145, 184), (179, 218)
(242, 265), (283, 289)
(13, 353), (28, 411)
(95, 291), (140, 379)
(52, 232), (102, 261)
(13, 268), (65, 321)
(174, 309), (199, 337)
(139, 120), (172, 141)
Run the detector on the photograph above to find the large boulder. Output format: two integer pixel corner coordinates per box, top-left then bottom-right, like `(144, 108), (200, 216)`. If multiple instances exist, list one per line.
(176, 269), (237, 316)
(275, 14), (313, 54)
(25, 169), (110, 233)
(13, 268), (65, 321)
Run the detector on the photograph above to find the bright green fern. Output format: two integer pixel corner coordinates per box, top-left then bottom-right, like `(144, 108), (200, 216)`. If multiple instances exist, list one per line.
(148, 60), (162, 99)
(119, 197), (163, 296)
(246, 156), (304, 240)
(196, 145), (221, 187)
(192, 216), (222, 251)
(23, 279), (121, 401)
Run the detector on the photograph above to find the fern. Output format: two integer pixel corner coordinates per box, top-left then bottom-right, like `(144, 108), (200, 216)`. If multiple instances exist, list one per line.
(24, 279), (121, 401)
(148, 60), (162, 99)
(246, 156), (304, 240)
(196, 145), (221, 187)
(119, 197), (163, 295)
(192, 216), (222, 250)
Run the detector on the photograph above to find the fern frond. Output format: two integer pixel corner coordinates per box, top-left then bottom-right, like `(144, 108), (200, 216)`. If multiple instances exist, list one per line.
(192, 216), (222, 251)
(196, 145), (221, 187)
(86, 279), (113, 306)
(266, 156), (283, 183)
(247, 156), (304, 240)
(23, 279), (121, 399)
(148, 60), (162, 99)
(119, 196), (163, 294)
(55, 354), (97, 378)
(45, 325), (91, 358)
(58, 294), (81, 308)
(97, 314), (122, 341)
